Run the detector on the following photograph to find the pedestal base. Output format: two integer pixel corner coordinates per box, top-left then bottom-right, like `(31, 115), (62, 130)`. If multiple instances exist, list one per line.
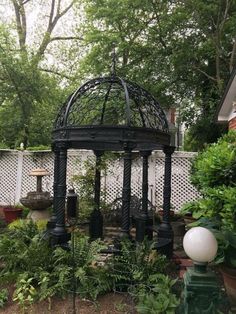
(183, 267), (220, 313)
(27, 209), (51, 222)
(50, 229), (71, 248)
(89, 209), (103, 240)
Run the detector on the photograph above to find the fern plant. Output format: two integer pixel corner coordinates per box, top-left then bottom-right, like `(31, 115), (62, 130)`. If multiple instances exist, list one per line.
(107, 239), (167, 288)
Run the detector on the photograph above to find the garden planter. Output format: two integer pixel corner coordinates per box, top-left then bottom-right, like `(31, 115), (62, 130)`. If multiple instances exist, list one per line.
(183, 214), (196, 226)
(157, 210), (175, 221)
(3, 206), (23, 224)
(171, 221), (186, 237)
(220, 265), (236, 306)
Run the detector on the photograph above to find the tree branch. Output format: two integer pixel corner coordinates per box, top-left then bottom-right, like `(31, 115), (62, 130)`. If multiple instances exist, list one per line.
(50, 36), (83, 42)
(230, 37), (236, 73)
(35, 0), (76, 61)
(151, 0), (167, 49)
(39, 67), (72, 80)
(58, 1), (74, 19)
(193, 66), (217, 82)
(48, 0), (55, 26)
(57, 0), (61, 16)
(11, 0), (27, 51)
(19, 0), (27, 46)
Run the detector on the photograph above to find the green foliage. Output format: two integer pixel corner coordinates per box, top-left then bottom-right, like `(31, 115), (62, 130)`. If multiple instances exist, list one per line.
(0, 288), (8, 308)
(136, 274), (179, 314)
(0, 26), (65, 148)
(191, 131), (236, 190)
(8, 219), (48, 232)
(0, 220), (179, 307)
(13, 276), (37, 312)
(79, 0), (236, 148)
(107, 239), (167, 287)
(182, 131), (236, 268)
(0, 218), (6, 229)
(26, 145), (51, 151)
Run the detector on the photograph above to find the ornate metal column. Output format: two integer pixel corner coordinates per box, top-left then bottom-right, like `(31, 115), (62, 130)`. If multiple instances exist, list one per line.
(120, 144), (133, 238)
(47, 144), (59, 230)
(136, 151), (152, 242)
(89, 150), (104, 240)
(51, 142), (69, 246)
(158, 146), (175, 257)
(141, 150), (153, 240)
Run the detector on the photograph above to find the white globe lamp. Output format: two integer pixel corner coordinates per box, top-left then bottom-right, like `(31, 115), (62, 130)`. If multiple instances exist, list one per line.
(183, 227), (218, 270)
(182, 227), (220, 312)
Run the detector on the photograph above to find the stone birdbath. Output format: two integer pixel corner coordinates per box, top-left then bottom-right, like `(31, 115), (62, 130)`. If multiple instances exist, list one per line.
(20, 168), (53, 222)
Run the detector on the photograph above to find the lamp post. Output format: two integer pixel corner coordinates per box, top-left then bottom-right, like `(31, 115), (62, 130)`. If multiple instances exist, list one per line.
(182, 227), (221, 313)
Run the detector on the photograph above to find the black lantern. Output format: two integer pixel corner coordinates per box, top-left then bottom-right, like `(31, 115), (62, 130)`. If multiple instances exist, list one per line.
(67, 188), (78, 224)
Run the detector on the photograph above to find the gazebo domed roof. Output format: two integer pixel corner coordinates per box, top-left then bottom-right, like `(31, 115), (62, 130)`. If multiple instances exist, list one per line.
(55, 76), (169, 132)
(52, 76), (170, 151)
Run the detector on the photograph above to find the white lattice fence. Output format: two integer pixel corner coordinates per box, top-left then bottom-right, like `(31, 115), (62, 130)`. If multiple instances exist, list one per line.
(0, 150), (19, 204)
(154, 151), (200, 210)
(101, 154), (143, 205)
(0, 149), (200, 211)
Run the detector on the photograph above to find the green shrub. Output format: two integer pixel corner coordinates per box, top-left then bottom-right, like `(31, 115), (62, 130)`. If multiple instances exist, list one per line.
(26, 145), (50, 151)
(136, 274), (179, 314)
(181, 131), (236, 268)
(191, 130), (236, 191)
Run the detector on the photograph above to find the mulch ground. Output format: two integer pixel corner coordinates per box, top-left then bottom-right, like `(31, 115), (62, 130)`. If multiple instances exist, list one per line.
(0, 288), (137, 314)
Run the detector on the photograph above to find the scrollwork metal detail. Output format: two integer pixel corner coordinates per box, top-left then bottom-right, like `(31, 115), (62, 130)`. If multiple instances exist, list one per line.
(53, 76), (169, 133)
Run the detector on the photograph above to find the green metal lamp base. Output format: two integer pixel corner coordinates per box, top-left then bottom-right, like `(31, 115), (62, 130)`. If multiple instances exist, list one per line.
(182, 265), (221, 313)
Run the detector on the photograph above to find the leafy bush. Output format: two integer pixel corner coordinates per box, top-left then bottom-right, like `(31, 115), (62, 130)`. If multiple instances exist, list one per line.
(191, 130), (236, 191)
(136, 274), (179, 314)
(181, 131), (236, 267)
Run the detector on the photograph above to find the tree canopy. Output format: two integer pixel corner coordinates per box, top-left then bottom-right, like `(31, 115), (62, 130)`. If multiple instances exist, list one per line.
(0, 0), (81, 148)
(0, 0), (235, 149)
(78, 0), (236, 149)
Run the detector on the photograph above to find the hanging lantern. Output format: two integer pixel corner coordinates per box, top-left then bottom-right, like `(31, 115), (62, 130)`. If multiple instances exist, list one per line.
(67, 188), (78, 224)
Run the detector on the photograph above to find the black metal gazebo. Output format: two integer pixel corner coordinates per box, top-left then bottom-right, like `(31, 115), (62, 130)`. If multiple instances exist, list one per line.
(49, 74), (175, 255)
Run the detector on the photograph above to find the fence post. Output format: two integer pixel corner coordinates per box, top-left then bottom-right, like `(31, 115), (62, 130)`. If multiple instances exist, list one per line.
(15, 150), (24, 204)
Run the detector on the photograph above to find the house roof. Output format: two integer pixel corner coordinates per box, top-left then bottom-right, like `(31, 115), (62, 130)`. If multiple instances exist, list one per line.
(216, 67), (236, 122)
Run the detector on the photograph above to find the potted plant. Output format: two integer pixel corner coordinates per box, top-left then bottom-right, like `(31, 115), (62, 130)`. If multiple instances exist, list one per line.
(215, 230), (236, 307)
(170, 213), (186, 237)
(2, 204), (23, 224)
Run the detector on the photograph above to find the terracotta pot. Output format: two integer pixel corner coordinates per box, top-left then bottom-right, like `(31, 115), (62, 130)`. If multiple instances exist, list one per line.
(220, 265), (236, 306)
(3, 207), (23, 224)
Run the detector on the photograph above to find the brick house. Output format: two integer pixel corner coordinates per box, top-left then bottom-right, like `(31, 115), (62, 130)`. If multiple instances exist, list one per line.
(164, 108), (185, 149)
(216, 67), (236, 129)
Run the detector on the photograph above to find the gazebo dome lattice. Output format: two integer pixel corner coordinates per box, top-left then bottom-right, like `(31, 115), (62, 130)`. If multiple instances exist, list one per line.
(53, 76), (170, 150)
